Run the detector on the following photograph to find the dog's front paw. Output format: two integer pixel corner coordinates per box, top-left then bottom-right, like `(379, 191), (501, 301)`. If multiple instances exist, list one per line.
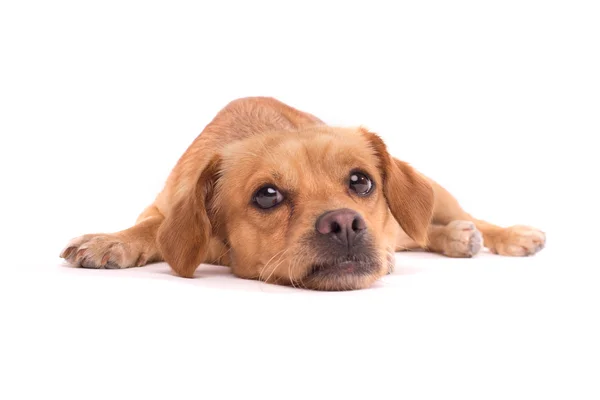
(442, 220), (483, 258)
(488, 225), (546, 256)
(60, 234), (147, 269)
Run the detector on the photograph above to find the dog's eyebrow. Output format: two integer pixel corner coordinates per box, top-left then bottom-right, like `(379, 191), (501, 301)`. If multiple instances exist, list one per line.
(248, 172), (287, 195)
(271, 171), (283, 182)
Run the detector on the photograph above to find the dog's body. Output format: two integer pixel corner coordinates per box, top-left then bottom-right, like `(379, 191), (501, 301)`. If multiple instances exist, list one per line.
(61, 97), (545, 290)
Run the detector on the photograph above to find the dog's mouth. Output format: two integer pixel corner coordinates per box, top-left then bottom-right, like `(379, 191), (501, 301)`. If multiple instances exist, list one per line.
(296, 235), (383, 290)
(304, 258), (380, 280)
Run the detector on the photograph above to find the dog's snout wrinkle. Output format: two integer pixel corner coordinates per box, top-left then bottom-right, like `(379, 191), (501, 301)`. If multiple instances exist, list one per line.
(316, 208), (366, 249)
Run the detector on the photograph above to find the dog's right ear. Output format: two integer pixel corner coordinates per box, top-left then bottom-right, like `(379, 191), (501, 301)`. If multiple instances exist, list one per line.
(157, 156), (221, 278)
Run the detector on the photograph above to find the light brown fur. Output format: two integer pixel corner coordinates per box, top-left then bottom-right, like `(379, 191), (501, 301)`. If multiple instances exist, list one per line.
(60, 97), (546, 291)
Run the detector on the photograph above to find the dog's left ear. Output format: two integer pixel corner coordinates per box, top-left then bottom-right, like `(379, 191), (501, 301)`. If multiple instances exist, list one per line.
(360, 128), (435, 247)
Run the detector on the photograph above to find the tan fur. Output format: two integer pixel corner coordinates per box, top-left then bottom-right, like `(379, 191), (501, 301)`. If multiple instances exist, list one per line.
(60, 97), (546, 291)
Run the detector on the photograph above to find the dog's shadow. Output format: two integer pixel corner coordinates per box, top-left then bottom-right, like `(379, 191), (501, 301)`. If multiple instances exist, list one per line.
(58, 252), (434, 294)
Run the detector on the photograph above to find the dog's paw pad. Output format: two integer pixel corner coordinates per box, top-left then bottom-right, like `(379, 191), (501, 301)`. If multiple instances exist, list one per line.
(490, 225), (546, 256)
(60, 234), (140, 269)
(443, 220), (483, 258)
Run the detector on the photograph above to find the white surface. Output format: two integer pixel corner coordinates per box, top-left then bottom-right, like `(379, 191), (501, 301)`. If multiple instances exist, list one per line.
(1, 1), (599, 399)
(3, 250), (599, 399)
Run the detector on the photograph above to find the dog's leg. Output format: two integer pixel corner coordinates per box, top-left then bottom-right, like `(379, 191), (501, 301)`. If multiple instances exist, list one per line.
(60, 205), (164, 269)
(422, 173), (546, 257)
(424, 221), (483, 258)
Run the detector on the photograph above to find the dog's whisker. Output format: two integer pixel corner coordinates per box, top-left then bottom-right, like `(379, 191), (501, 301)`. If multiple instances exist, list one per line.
(288, 253), (305, 289)
(386, 250), (396, 274)
(215, 246), (232, 265)
(258, 248), (286, 280)
(291, 250), (312, 290)
(258, 248), (289, 286)
(263, 250), (289, 284)
(288, 259), (297, 289)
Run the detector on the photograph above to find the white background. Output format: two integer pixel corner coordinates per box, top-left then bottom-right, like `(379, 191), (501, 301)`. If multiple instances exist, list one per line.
(1, 1), (599, 399)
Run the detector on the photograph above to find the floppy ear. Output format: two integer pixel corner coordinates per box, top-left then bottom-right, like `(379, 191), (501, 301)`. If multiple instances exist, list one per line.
(156, 157), (221, 278)
(361, 128), (435, 247)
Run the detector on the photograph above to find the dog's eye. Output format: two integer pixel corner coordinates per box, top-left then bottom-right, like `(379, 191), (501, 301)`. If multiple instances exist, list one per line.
(349, 172), (373, 196)
(253, 186), (284, 209)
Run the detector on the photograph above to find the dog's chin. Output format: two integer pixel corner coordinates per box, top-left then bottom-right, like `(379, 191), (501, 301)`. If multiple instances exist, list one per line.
(301, 260), (382, 291)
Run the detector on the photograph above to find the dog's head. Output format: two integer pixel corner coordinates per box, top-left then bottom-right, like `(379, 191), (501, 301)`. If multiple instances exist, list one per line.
(157, 127), (434, 291)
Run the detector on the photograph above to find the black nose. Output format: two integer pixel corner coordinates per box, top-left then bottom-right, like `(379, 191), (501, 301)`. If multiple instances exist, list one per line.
(315, 208), (367, 248)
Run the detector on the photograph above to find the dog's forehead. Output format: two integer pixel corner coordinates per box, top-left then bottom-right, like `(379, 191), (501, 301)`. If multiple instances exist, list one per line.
(219, 127), (380, 188)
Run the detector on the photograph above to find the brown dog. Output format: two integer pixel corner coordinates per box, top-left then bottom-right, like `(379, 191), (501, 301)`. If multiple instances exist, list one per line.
(60, 97), (546, 291)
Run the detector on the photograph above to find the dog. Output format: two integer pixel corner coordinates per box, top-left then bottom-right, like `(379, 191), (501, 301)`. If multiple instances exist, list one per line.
(60, 97), (546, 291)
